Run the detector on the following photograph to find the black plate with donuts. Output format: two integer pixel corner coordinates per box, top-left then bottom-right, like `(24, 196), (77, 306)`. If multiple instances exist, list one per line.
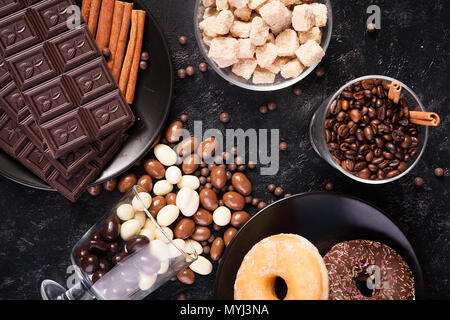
(214, 192), (424, 300)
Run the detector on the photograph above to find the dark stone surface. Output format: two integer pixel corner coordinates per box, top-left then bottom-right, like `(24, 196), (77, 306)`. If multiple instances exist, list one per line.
(0, 0), (449, 300)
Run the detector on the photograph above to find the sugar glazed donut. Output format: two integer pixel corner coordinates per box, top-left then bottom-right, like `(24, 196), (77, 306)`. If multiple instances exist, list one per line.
(323, 240), (415, 300)
(234, 234), (329, 300)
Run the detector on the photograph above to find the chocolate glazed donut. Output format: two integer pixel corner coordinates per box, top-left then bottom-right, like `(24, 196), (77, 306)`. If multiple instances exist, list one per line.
(323, 240), (415, 300)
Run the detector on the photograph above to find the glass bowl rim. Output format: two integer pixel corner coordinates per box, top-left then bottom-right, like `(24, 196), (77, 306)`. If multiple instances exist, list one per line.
(318, 75), (429, 184)
(193, 0), (334, 92)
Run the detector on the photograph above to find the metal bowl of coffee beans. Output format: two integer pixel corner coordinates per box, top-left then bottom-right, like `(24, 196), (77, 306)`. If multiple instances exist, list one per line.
(309, 75), (428, 184)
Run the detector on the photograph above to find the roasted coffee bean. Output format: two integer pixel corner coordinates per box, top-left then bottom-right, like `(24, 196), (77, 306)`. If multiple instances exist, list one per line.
(358, 168), (371, 179)
(329, 100), (340, 114)
(354, 161), (367, 171)
(336, 111), (347, 122)
(342, 159), (354, 172)
(337, 125), (349, 138)
(398, 162), (408, 172)
(368, 164), (378, 172)
(363, 126), (374, 140)
(386, 170), (400, 178)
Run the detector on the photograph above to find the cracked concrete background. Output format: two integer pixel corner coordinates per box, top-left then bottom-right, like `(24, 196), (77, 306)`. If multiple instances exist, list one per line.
(0, 0), (448, 299)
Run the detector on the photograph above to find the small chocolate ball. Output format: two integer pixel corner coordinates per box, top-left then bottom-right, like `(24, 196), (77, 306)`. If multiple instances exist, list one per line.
(87, 184), (102, 196)
(186, 66), (194, 76)
(251, 198), (260, 206)
(247, 161), (256, 169)
(315, 66), (325, 77)
(199, 62), (208, 72)
(293, 86), (302, 96)
(178, 36), (187, 45)
(177, 293), (187, 300)
(274, 187), (284, 197)
(434, 168), (444, 177)
(267, 101), (277, 111)
(279, 142), (287, 151)
(414, 177), (424, 187)
(139, 61), (147, 70)
(367, 23), (376, 33)
(259, 105), (268, 114)
(268, 184), (276, 192)
(220, 112), (230, 123)
(177, 69), (186, 79)
(180, 114), (188, 122)
(245, 196), (253, 204)
(103, 178), (117, 191)
(257, 201), (267, 209)
(325, 182), (334, 191)
(102, 47), (111, 59)
(238, 164), (246, 172)
(140, 51), (149, 61)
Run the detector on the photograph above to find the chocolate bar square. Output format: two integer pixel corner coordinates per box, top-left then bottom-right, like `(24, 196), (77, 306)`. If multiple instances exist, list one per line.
(24, 75), (76, 124)
(0, 81), (28, 122)
(48, 26), (100, 72)
(82, 90), (134, 139)
(0, 0), (25, 19)
(19, 113), (46, 150)
(31, 0), (76, 39)
(0, 56), (11, 87)
(48, 163), (100, 202)
(17, 141), (53, 179)
(40, 108), (91, 158)
(0, 114), (27, 155)
(6, 42), (59, 91)
(65, 57), (116, 105)
(0, 9), (42, 57)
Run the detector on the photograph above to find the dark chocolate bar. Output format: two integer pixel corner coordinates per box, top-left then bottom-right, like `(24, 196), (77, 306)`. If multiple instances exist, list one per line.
(0, 0), (135, 201)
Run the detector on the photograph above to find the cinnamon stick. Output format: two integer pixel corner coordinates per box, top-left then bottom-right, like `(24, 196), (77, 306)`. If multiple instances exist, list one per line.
(409, 111), (440, 127)
(112, 2), (133, 81)
(118, 10), (138, 95)
(95, 0), (116, 51)
(87, 0), (102, 36)
(107, 1), (125, 70)
(81, 0), (92, 23)
(125, 10), (145, 104)
(388, 80), (402, 104)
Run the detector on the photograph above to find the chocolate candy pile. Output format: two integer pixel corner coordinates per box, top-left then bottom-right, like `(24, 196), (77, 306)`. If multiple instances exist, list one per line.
(325, 79), (420, 180)
(0, 0), (134, 201)
(77, 118), (259, 288)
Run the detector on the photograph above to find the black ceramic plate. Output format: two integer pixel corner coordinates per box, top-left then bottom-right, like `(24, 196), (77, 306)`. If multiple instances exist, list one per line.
(215, 192), (424, 300)
(0, 0), (173, 190)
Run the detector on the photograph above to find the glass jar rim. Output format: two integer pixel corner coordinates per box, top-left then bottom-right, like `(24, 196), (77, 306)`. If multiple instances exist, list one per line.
(320, 75), (429, 184)
(193, 0), (334, 91)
